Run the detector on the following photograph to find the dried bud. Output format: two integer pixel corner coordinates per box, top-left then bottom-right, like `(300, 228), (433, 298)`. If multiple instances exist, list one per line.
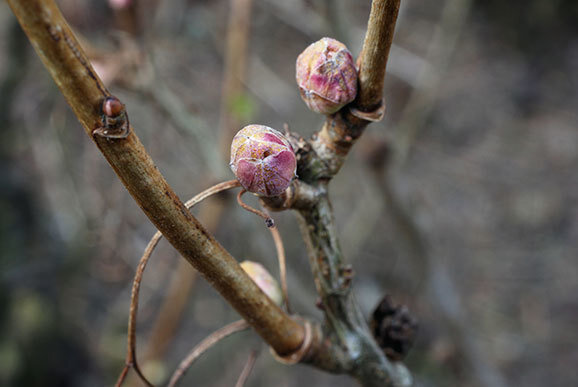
(296, 37), (358, 115)
(230, 125), (297, 197)
(370, 294), (418, 361)
(240, 261), (283, 306)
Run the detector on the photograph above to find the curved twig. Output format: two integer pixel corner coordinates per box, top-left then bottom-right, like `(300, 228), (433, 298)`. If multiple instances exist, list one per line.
(168, 319), (250, 387)
(269, 226), (291, 313)
(236, 189), (275, 227)
(235, 349), (260, 387)
(8, 0), (306, 362)
(115, 179), (241, 386)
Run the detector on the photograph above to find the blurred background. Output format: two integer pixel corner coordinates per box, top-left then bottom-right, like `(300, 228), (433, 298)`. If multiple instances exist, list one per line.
(0, 0), (577, 386)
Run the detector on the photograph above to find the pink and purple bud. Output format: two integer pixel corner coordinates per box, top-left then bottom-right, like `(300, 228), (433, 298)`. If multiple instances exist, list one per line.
(296, 37), (358, 115)
(230, 125), (297, 197)
(240, 261), (283, 306)
(109, 0), (131, 10)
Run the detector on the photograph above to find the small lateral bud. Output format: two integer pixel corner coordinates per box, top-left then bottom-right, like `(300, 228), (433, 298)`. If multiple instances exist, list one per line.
(103, 96), (124, 117)
(296, 37), (358, 115)
(240, 261), (283, 306)
(230, 125), (297, 197)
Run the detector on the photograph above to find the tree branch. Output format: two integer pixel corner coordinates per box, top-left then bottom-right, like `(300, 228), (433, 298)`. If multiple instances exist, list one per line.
(7, 0), (305, 358)
(356, 0), (401, 113)
(264, 1), (410, 385)
(299, 0), (401, 180)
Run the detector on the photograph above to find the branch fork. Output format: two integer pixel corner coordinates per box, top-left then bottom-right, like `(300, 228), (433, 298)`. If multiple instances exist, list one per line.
(8, 0), (409, 385)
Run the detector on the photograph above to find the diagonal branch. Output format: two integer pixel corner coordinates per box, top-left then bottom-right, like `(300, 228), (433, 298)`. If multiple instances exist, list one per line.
(7, 0), (305, 358)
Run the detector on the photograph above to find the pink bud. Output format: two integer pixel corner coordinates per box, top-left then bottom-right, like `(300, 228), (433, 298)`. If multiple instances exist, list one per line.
(230, 125), (297, 197)
(240, 261), (283, 306)
(296, 37), (358, 115)
(109, 0), (131, 10)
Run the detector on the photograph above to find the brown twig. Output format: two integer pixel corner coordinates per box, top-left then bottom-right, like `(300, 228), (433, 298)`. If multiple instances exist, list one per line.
(8, 0), (305, 360)
(116, 179), (241, 386)
(355, 0), (401, 113)
(235, 349), (260, 387)
(237, 189), (275, 228)
(167, 319), (250, 387)
(140, 195), (227, 370)
(269, 226), (291, 313)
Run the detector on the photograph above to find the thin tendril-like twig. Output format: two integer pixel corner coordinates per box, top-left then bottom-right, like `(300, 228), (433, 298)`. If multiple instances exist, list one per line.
(269, 226), (291, 313)
(115, 179), (241, 387)
(168, 319), (250, 387)
(235, 349), (260, 387)
(237, 189), (274, 227)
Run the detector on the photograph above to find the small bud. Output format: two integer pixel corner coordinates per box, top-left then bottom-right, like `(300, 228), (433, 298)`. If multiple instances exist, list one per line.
(230, 125), (297, 197)
(370, 295), (418, 361)
(103, 96), (123, 118)
(109, 0), (131, 10)
(240, 261), (283, 306)
(296, 37), (358, 115)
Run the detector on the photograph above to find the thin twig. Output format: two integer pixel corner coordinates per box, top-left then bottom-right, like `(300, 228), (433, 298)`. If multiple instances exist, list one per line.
(168, 319), (250, 387)
(235, 349), (260, 387)
(269, 226), (291, 313)
(116, 179), (241, 386)
(140, 195), (228, 369)
(237, 189), (274, 228)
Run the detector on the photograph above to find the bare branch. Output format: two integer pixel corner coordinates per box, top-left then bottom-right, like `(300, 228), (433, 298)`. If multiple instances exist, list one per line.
(299, 0), (401, 180)
(7, 0), (305, 359)
(116, 180), (241, 385)
(356, 0), (401, 113)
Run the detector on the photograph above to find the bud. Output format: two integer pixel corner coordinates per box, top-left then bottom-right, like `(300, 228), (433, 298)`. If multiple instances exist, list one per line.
(370, 294), (418, 361)
(109, 0), (131, 10)
(296, 37), (358, 115)
(230, 125), (297, 197)
(240, 261), (283, 306)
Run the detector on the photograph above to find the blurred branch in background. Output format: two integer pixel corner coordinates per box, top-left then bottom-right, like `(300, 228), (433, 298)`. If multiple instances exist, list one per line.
(394, 0), (473, 165)
(363, 139), (509, 387)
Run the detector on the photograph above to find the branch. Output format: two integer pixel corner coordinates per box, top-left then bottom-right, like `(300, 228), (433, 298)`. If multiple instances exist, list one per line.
(356, 0), (401, 113)
(299, 0), (401, 180)
(264, 1), (410, 385)
(7, 0), (305, 358)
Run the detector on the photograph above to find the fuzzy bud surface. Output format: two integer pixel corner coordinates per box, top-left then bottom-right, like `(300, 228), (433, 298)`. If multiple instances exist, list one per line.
(296, 37), (358, 114)
(230, 125), (296, 197)
(240, 261), (283, 306)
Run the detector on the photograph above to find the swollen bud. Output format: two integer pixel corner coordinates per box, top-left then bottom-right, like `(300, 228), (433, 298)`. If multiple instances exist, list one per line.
(230, 125), (297, 197)
(296, 37), (358, 115)
(240, 261), (283, 306)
